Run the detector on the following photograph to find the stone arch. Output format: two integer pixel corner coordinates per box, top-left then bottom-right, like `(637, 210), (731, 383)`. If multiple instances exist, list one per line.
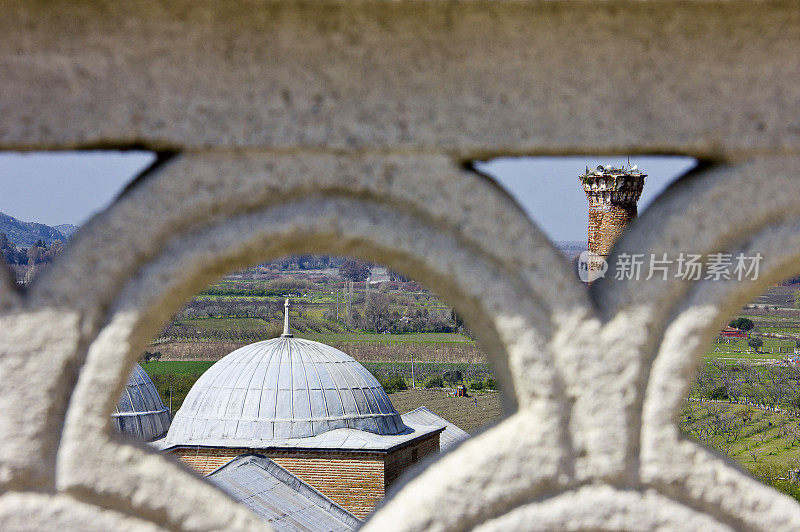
(50, 154), (586, 530)
(4, 1), (800, 528)
(607, 158), (800, 529)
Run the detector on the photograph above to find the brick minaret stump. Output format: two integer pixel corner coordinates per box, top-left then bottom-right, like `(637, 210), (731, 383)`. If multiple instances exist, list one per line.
(580, 164), (646, 279)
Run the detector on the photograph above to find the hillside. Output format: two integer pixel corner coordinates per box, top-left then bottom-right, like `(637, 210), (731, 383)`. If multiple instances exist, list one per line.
(554, 240), (587, 261)
(0, 211), (74, 247)
(54, 224), (78, 239)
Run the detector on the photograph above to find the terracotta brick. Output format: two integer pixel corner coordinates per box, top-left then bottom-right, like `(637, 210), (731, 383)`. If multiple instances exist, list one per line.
(168, 434), (439, 518)
(581, 173), (645, 271)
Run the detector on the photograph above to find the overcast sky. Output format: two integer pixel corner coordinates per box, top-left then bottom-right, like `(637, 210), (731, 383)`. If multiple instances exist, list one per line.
(0, 152), (695, 241)
(476, 156), (696, 241)
(0, 151), (155, 226)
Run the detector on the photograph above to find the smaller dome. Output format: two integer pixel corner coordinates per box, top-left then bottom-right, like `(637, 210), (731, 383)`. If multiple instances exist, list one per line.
(165, 337), (405, 446)
(112, 363), (171, 441)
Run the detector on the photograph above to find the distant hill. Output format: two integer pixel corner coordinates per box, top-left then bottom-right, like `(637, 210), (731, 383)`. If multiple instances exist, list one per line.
(554, 240), (587, 262)
(0, 211), (76, 248)
(54, 223), (78, 239)
(553, 240), (587, 252)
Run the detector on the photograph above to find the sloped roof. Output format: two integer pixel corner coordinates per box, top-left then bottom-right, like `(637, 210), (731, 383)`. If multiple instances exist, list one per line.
(157, 421), (443, 453)
(207, 454), (360, 532)
(165, 337), (405, 448)
(400, 406), (469, 452)
(112, 363), (171, 442)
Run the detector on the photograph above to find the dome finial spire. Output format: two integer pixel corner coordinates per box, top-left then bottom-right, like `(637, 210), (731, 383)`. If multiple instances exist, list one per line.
(281, 298), (293, 338)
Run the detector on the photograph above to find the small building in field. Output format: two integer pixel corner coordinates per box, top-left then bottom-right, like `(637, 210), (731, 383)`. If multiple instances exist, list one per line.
(719, 326), (748, 341)
(159, 300), (444, 518)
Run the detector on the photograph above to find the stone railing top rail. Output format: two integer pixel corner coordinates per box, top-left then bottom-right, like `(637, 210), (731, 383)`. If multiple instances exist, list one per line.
(2, 1), (800, 530)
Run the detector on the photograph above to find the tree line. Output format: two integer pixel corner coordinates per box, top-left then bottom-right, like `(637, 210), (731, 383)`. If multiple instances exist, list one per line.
(0, 234), (63, 265)
(693, 361), (800, 410)
(324, 291), (467, 335)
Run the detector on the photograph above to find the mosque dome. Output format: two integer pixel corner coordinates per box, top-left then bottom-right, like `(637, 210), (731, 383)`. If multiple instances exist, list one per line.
(112, 363), (172, 441)
(164, 301), (405, 447)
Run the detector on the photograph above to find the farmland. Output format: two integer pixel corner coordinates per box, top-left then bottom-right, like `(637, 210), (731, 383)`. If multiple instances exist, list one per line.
(684, 285), (800, 501)
(680, 402), (800, 501)
(388, 389), (502, 433)
(140, 259), (800, 500)
(141, 359), (497, 413)
(141, 257), (497, 422)
(149, 262), (476, 358)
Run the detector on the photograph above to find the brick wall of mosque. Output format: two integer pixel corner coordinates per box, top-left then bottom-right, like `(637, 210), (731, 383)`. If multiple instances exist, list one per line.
(269, 451), (384, 518)
(169, 447), (244, 475)
(384, 432), (441, 489)
(169, 436), (439, 518)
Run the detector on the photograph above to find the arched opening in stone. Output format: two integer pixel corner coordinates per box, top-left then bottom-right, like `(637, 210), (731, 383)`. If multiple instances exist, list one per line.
(3, 148), (563, 531)
(132, 255), (505, 525)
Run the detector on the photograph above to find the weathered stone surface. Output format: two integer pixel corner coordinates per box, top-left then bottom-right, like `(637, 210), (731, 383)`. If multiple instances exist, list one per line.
(0, 491), (166, 532)
(0, 310), (82, 491)
(472, 486), (732, 531)
(2, 0), (800, 530)
(1, 1), (799, 157)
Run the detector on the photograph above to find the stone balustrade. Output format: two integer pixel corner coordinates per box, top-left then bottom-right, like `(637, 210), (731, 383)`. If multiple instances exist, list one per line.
(2, 1), (800, 530)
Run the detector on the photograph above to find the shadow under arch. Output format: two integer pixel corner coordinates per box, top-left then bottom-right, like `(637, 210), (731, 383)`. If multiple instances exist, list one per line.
(54, 185), (582, 530)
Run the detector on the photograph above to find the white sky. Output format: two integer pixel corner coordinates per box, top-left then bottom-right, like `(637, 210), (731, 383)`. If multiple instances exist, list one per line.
(0, 152), (695, 241)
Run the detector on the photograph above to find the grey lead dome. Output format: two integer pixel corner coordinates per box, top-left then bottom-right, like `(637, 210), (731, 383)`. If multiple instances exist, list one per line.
(164, 337), (405, 446)
(112, 363), (171, 442)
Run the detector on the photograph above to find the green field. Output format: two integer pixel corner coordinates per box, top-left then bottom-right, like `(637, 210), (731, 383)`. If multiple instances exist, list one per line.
(741, 315), (796, 322)
(681, 402), (800, 501)
(141, 359), (495, 412)
(704, 318), (798, 362)
(761, 326), (800, 335)
(141, 361), (216, 413)
(140, 360), (216, 375)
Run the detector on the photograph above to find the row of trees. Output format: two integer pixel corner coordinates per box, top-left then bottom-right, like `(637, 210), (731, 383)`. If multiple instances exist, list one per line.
(679, 403), (800, 459)
(0, 234), (64, 265)
(324, 291), (464, 334)
(693, 361), (800, 409)
(263, 255), (341, 271)
(176, 298), (285, 321)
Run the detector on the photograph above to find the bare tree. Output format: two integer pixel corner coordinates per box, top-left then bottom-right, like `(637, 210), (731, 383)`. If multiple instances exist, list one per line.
(719, 364), (743, 402)
(749, 446), (760, 463)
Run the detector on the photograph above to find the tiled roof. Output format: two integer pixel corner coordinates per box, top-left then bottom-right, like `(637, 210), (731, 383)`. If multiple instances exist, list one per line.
(400, 406), (469, 452)
(207, 453), (361, 531)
